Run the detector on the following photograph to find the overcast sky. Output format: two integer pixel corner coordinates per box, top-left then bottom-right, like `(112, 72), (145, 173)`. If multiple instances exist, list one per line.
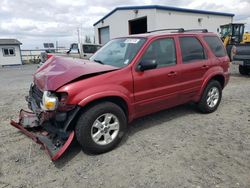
(0, 0), (249, 49)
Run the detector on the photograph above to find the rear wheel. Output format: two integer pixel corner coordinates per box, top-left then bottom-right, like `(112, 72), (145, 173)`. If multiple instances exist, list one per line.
(198, 80), (222, 113)
(75, 102), (127, 154)
(239, 65), (249, 75)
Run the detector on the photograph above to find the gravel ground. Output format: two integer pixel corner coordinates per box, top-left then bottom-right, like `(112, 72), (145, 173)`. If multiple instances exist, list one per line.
(0, 64), (249, 188)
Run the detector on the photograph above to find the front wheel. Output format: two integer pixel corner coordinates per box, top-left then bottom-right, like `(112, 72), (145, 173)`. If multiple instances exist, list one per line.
(75, 102), (127, 154)
(197, 80), (222, 113)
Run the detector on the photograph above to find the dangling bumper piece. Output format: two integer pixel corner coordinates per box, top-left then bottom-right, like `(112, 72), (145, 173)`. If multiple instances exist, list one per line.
(10, 110), (74, 161)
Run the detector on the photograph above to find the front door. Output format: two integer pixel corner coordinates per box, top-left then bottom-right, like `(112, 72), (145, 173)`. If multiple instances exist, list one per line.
(132, 37), (181, 117)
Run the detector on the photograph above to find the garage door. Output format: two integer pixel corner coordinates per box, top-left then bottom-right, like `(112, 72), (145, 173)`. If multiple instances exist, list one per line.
(99, 26), (110, 44)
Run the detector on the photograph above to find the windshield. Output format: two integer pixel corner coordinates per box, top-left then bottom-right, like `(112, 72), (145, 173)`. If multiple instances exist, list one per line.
(220, 26), (232, 38)
(90, 38), (146, 68)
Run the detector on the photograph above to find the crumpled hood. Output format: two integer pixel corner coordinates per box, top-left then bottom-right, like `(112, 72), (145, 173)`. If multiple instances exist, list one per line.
(34, 56), (118, 91)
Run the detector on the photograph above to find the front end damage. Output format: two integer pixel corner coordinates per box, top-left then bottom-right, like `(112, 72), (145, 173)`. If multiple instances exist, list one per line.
(10, 84), (80, 160)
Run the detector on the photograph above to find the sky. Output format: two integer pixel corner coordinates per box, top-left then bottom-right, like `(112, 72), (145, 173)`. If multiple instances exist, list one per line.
(0, 0), (249, 49)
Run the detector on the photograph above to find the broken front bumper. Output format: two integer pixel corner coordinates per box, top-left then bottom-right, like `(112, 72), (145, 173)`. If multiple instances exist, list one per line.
(10, 110), (75, 161)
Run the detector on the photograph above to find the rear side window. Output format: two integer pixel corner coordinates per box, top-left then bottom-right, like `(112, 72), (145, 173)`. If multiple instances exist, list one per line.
(179, 37), (206, 63)
(204, 36), (227, 57)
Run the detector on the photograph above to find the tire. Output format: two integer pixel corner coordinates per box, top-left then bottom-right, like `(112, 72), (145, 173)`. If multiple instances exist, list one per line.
(75, 102), (127, 154)
(198, 80), (222, 113)
(239, 65), (249, 75)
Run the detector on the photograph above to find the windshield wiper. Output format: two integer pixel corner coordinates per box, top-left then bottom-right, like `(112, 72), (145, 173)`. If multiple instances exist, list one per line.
(93, 59), (104, 65)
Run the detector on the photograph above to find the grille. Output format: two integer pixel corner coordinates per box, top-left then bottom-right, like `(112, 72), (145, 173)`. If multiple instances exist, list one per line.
(31, 85), (43, 107)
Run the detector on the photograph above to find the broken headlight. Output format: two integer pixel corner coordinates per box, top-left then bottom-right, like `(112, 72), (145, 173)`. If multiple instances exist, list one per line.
(41, 91), (58, 111)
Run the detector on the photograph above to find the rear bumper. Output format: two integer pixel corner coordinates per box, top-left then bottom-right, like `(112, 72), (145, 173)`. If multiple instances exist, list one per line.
(10, 110), (75, 160)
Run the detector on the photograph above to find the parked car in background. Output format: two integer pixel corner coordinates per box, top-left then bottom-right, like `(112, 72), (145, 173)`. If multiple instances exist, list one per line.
(231, 45), (250, 75)
(10, 29), (230, 160)
(38, 43), (101, 67)
(66, 43), (102, 59)
(220, 23), (250, 75)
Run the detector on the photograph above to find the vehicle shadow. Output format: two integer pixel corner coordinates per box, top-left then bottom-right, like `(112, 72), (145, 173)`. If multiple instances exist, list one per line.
(54, 103), (198, 167)
(54, 140), (82, 168)
(121, 103), (198, 144)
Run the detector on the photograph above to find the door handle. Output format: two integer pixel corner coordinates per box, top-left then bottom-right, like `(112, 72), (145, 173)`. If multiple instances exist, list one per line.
(167, 71), (177, 76)
(201, 65), (209, 69)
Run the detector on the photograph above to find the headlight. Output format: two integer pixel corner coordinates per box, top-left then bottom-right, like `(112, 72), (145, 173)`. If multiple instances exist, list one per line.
(41, 91), (58, 111)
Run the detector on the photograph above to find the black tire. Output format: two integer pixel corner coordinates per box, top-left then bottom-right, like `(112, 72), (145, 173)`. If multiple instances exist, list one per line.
(239, 65), (249, 75)
(198, 80), (222, 113)
(75, 102), (127, 154)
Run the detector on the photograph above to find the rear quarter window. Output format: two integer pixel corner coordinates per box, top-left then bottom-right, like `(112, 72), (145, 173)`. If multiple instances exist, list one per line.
(204, 36), (227, 57)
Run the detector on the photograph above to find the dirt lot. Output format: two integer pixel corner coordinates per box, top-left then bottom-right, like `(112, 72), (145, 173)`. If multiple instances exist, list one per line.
(0, 64), (249, 188)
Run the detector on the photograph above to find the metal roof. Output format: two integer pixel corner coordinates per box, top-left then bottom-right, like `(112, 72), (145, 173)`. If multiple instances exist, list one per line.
(93, 5), (235, 26)
(0, 39), (22, 45)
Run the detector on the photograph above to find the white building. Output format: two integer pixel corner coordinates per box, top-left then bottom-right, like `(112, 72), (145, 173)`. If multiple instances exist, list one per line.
(0, 39), (22, 66)
(94, 5), (234, 44)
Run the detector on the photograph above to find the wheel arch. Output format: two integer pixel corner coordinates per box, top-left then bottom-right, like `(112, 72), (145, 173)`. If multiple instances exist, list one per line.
(66, 95), (132, 131)
(210, 74), (225, 88)
(80, 96), (129, 118)
(196, 73), (225, 102)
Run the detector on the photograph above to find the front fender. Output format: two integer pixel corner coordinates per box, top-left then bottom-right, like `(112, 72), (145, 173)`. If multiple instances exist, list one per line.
(79, 90), (134, 122)
(66, 84), (134, 122)
(78, 90), (131, 107)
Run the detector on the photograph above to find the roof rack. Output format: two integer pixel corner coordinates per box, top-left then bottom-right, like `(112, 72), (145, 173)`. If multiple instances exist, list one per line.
(179, 29), (208, 33)
(147, 28), (184, 33)
(147, 28), (208, 34)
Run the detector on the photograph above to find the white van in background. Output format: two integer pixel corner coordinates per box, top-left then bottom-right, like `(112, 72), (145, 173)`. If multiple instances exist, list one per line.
(38, 43), (102, 67)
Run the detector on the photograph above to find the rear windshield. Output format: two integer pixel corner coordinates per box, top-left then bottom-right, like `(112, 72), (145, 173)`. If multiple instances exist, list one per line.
(204, 36), (227, 57)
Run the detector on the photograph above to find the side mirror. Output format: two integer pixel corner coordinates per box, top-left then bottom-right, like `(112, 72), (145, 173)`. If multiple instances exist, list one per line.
(138, 60), (157, 71)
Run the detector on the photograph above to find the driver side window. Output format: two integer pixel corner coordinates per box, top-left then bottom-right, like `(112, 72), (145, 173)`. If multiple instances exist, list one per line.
(140, 38), (176, 68)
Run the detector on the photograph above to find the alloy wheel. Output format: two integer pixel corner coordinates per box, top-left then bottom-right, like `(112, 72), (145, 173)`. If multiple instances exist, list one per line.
(91, 113), (120, 145)
(206, 87), (219, 108)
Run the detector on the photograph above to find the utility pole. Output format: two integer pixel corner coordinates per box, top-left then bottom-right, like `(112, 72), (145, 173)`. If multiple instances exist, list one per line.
(56, 40), (58, 53)
(77, 27), (83, 58)
(77, 27), (80, 44)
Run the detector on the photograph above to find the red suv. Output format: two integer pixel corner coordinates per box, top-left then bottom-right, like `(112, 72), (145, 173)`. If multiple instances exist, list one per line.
(10, 29), (230, 160)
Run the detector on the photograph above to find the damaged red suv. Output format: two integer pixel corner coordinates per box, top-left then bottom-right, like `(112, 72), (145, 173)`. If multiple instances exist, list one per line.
(11, 29), (230, 160)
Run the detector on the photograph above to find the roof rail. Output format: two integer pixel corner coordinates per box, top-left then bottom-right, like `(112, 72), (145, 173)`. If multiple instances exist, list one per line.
(180, 29), (208, 33)
(147, 28), (185, 33)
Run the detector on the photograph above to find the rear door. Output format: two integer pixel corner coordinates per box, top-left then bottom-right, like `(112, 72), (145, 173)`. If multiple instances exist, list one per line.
(132, 37), (181, 117)
(177, 36), (210, 101)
